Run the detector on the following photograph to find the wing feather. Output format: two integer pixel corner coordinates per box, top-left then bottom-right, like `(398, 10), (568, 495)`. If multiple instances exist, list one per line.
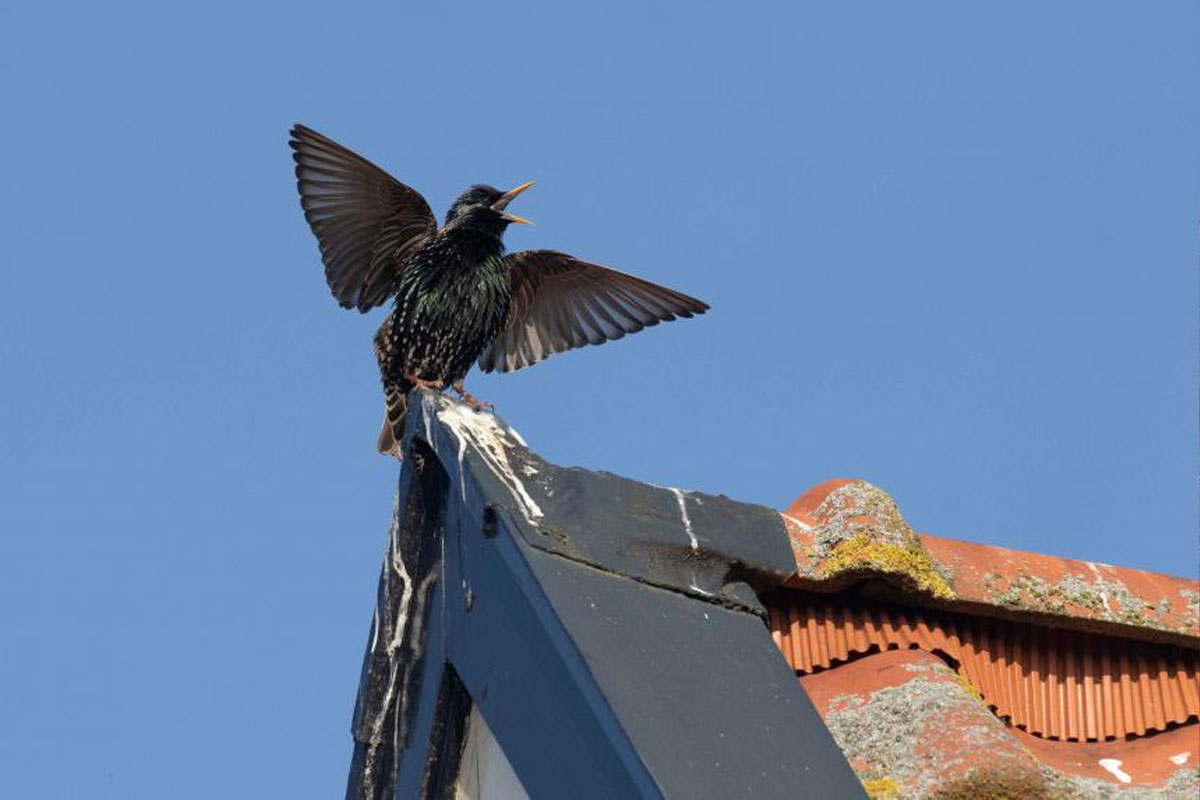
(289, 124), (436, 311)
(478, 250), (709, 373)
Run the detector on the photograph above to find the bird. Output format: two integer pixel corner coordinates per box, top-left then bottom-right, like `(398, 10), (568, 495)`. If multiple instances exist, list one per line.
(289, 124), (709, 458)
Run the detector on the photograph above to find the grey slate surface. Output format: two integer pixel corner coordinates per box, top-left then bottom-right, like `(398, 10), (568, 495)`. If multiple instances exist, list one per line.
(409, 391), (798, 615)
(523, 545), (865, 798)
(345, 391), (866, 799)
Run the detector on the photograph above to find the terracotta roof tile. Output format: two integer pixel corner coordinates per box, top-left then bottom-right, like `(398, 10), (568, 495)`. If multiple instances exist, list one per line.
(767, 591), (1199, 741)
(795, 647), (1200, 797)
(769, 478), (1200, 795)
(781, 478), (1199, 643)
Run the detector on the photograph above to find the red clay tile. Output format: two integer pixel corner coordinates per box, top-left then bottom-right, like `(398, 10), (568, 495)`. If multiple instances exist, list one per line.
(772, 479), (1199, 794)
(781, 478), (1200, 643)
(796, 647), (1200, 796)
(769, 590), (1199, 741)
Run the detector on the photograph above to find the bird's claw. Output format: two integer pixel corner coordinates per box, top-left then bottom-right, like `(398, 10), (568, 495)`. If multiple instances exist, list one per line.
(452, 382), (492, 412)
(403, 372), (444, 392)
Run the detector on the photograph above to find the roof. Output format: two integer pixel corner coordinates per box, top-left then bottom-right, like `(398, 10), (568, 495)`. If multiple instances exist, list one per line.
(344, 392), (1199, 799)
(782, 478), (1198, 642)
(798, 648), (1198, 799)
(772, 478), (1199, 797)
(346, 392), (864, 799)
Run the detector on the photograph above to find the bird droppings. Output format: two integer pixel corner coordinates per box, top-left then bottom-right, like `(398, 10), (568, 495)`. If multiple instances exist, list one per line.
(351, 443), (452, 796)
(429, 394), (544, 521)
(669, 488), (699, 552)
(1098, 760), (1132, 784)
(666, 489), (716, 597)
(784, 514), (814, 532)
(1056, 767), (1200, 800)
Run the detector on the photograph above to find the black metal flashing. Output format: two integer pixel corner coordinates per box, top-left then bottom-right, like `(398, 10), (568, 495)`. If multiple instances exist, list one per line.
(409, 392), (797, 615)
(348, 439), (450, 800)
(418, 666), (472, 799)
(345, 391), (865, 799)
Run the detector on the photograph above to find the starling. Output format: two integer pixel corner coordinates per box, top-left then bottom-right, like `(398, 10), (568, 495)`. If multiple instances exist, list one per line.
(289, 124), (709, 457)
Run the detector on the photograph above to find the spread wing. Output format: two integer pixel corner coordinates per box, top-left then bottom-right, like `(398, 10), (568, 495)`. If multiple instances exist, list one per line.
(478, 250), (709, 373)
(289, 124), (437, 312)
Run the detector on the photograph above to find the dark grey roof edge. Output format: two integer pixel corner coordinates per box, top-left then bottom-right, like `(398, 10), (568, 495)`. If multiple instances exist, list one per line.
(407, 391), (799, 616)
(346, 392), (866, 799)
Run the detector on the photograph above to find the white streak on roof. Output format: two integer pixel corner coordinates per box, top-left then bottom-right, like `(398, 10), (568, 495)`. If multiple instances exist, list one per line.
(442, 422), (468, 503)
(367, 510), (414, 747)
(1098, 759), (1132, 784)
(669, 488), (698, 552)
(387, 516), (415, 652)
(1085, 562), (1115, 613)
(435, 399), (544, 521)
(1169, 752), (1190, 766)
(782, 513), (813, 531)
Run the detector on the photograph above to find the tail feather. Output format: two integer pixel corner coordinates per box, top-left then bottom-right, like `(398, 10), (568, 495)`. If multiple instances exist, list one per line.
(377, 386), (408, 459)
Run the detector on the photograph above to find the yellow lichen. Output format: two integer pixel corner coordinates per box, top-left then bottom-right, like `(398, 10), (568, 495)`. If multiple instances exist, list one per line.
(862, 777), (901, 798)
(822, 533), (956, 600)
(951, 670), (986, 705)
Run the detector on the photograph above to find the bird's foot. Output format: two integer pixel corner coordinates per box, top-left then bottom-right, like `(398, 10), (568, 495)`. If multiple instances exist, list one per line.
(452, 381), (492, 411)
(403, 372), (444, 392)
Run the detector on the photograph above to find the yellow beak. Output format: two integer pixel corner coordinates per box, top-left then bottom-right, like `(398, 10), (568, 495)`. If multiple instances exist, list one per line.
(492, 181), (535, 225)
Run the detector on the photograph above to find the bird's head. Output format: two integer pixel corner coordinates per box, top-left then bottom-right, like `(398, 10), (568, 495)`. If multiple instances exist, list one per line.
(443, 182), (534, 236)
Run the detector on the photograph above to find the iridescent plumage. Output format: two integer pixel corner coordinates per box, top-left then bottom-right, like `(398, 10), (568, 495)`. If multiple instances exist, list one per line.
(289, 124), (708, 457)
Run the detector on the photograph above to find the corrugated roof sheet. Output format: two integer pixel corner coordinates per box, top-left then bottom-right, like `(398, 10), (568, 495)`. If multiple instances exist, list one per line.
(767, 590), (1200, 741)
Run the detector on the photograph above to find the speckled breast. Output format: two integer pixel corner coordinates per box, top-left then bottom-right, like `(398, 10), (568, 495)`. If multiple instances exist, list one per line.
(392, 251), (511, 384)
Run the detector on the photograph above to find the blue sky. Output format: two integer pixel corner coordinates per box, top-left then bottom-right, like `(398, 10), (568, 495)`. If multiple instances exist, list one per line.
(2, 1), (1197, 796)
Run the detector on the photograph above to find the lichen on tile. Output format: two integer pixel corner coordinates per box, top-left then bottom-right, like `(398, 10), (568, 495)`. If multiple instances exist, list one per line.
(822, 659), (1199, 799)
(823, 663), (1022, 798)
(986, 570), (1187, 634)
(1180, 589), (1199, 629)
(804, 481), (955, 599)
(861, 776), (901, 798)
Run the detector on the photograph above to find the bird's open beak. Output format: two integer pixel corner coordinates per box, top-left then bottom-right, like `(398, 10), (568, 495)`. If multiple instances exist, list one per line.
(492, 181), (535, 225)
